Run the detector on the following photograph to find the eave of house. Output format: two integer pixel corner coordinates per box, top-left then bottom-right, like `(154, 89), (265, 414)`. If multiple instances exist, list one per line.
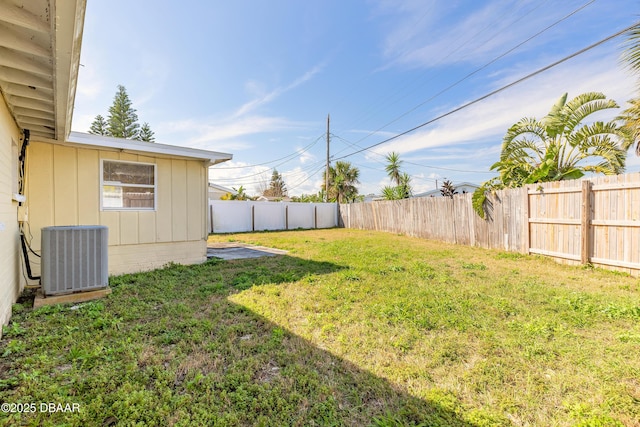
(67, 131), (233, 165)
(0, 0), (85, 141)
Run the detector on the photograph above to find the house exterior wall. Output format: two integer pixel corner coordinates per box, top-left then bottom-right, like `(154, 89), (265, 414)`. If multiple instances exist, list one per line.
(0, 95), (24, 335)
(25, 141), (208, 276)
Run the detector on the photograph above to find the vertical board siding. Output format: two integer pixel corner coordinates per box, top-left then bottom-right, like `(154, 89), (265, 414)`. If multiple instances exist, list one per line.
(170, 160), (188, 242)
(26, 142), (208, 258)
(53, 145), (78, 225)
(186, 161), (204, 241)
(340, 172), (640, 276)
(156, 158), (173, 242)
(0, 96), (23, 334)
(77, 149), (100, 225)
(27, 142), (54, 248)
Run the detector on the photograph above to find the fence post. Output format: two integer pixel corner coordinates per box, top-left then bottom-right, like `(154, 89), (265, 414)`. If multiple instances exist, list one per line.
(252, 205), (255, 231)
(522, 187), (529, 254)
(314, 206), (318, 229)
(210, 204), (214, 233)
(581, 180), (592, 265)
(285, 205), (289, 230)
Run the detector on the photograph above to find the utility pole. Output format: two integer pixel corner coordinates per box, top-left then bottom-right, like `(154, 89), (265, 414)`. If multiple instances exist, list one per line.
(325, 114), (330, 203)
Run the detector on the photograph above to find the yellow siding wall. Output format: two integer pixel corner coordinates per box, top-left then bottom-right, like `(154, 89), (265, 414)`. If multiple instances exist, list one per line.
(0, 96), (24, 335)
(25, 141), (208, 275)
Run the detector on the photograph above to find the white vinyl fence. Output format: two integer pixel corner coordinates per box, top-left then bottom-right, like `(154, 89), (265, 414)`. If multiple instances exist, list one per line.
(208, 200), (338, 233)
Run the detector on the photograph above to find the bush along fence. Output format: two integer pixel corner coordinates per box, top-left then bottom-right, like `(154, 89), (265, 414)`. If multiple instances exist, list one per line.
(209, 200), (338, 233)
(339, 172), (640, 276)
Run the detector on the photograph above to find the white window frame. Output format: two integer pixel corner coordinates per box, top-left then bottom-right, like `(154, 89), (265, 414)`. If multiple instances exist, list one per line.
(100, 159), (157, 211)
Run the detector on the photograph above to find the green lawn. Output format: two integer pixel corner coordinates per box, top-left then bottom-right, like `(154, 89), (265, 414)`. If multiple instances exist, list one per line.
(1, 229), (639, 426)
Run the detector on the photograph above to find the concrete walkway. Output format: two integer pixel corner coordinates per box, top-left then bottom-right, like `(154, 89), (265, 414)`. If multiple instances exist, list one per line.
(207, 242), (288, 260)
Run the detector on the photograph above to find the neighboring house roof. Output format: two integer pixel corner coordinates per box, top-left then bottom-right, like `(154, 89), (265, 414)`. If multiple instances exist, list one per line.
(414, 182), (480, 198)
(67, 131), (232, 165)
(256, 195), (292, 202)
(0, 0), (86, 141)
(209, 183), (236, 194)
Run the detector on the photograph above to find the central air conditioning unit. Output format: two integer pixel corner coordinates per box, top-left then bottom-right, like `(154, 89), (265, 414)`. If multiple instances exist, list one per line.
(41, 226), (109, 296)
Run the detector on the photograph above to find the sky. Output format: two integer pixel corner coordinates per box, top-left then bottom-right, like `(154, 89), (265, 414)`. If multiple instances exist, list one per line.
(71, 0), (640, 197)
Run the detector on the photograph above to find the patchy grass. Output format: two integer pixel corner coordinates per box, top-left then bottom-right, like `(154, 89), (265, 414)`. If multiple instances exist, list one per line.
(1, 229), (639, 426)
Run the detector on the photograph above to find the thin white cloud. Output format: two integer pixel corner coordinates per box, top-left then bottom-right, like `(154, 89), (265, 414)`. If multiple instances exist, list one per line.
(370, 51), (635, 157)
(377, 0), (588, 70)
(160, 115), (309, 152)
(297, 147), (316, 164)
(233, 63), (325, 118)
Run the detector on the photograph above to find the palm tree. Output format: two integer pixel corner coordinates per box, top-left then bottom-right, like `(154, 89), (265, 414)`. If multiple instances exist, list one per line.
(474, 92), (631, 217)
(398, 172), (412, 198)
(384, 152), (403, 185)
(619, 98), (640, 156)
(381, 185), (400, 200)
(622, 22), (640, 75)
(326, 161), (360, 203)
(493, 92), (630, 185)
(381, 173), (412, 200)
(620, 23), (640, 154)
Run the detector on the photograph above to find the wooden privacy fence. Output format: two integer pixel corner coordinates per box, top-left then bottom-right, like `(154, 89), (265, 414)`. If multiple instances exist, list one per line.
(339, 172), (640, 275)
(339, 190), (526, 252)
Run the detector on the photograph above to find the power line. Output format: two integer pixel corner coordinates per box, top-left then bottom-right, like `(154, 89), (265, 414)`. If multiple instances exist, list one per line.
(211, 133), (325, 170)
(331, 0), (552, 137)
(334, 21), (638, 161)
(338, 0), (596, 149)
(332, 133), (495, 174)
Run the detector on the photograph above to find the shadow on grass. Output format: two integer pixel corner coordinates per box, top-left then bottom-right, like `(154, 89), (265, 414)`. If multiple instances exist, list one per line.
(0, 255), (478, 426)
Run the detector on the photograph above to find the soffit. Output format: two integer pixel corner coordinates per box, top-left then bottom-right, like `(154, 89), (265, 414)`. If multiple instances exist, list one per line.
(0, 0), (85, 140)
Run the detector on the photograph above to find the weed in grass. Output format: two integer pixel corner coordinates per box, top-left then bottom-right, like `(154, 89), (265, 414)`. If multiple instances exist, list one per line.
(461, 262), (487, 270)
(196, 282), (226, 297)
(495, 252), (526, 260)
(1, 340), (25, 357)
(411, 262), (437, 280)
(341, 270), (362, 281)
(2, 321), (26, 337)
(616, 332), (640, 343)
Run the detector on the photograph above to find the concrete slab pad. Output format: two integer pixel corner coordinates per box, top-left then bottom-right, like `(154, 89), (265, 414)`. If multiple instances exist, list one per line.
(207, 243), (288, 260)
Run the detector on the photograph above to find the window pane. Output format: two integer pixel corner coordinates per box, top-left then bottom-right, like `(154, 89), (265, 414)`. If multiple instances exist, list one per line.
(122, 187), (155, 208)
(103, 185), (123, 208)
(103, 161), (154, 185)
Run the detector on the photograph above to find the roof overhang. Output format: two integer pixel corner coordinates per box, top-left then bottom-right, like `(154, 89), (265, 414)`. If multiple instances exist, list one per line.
(67, 131), (233, 165)
(0, 0), (85, 140)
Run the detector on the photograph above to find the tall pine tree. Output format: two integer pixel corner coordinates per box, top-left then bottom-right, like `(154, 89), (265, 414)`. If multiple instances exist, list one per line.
(137, 122), (155, 142)
(263, 169), (287, 198)
(88, 85), (155, 142)
(89, 114), (107, 135)
(108, 85), (139, 139)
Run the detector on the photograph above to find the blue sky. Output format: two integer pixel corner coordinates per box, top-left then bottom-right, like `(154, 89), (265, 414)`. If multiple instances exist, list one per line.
(72, 0), (640, 197)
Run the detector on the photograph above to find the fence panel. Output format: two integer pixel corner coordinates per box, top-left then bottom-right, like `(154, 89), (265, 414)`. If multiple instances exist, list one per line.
(527, 180), (582, 263)
(287, 203), (315, 229)
(209, 201), (338, 233)
(253, 203), (285, 231)
(589, 173), (640, 272)
(340, 172), (640, 276)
